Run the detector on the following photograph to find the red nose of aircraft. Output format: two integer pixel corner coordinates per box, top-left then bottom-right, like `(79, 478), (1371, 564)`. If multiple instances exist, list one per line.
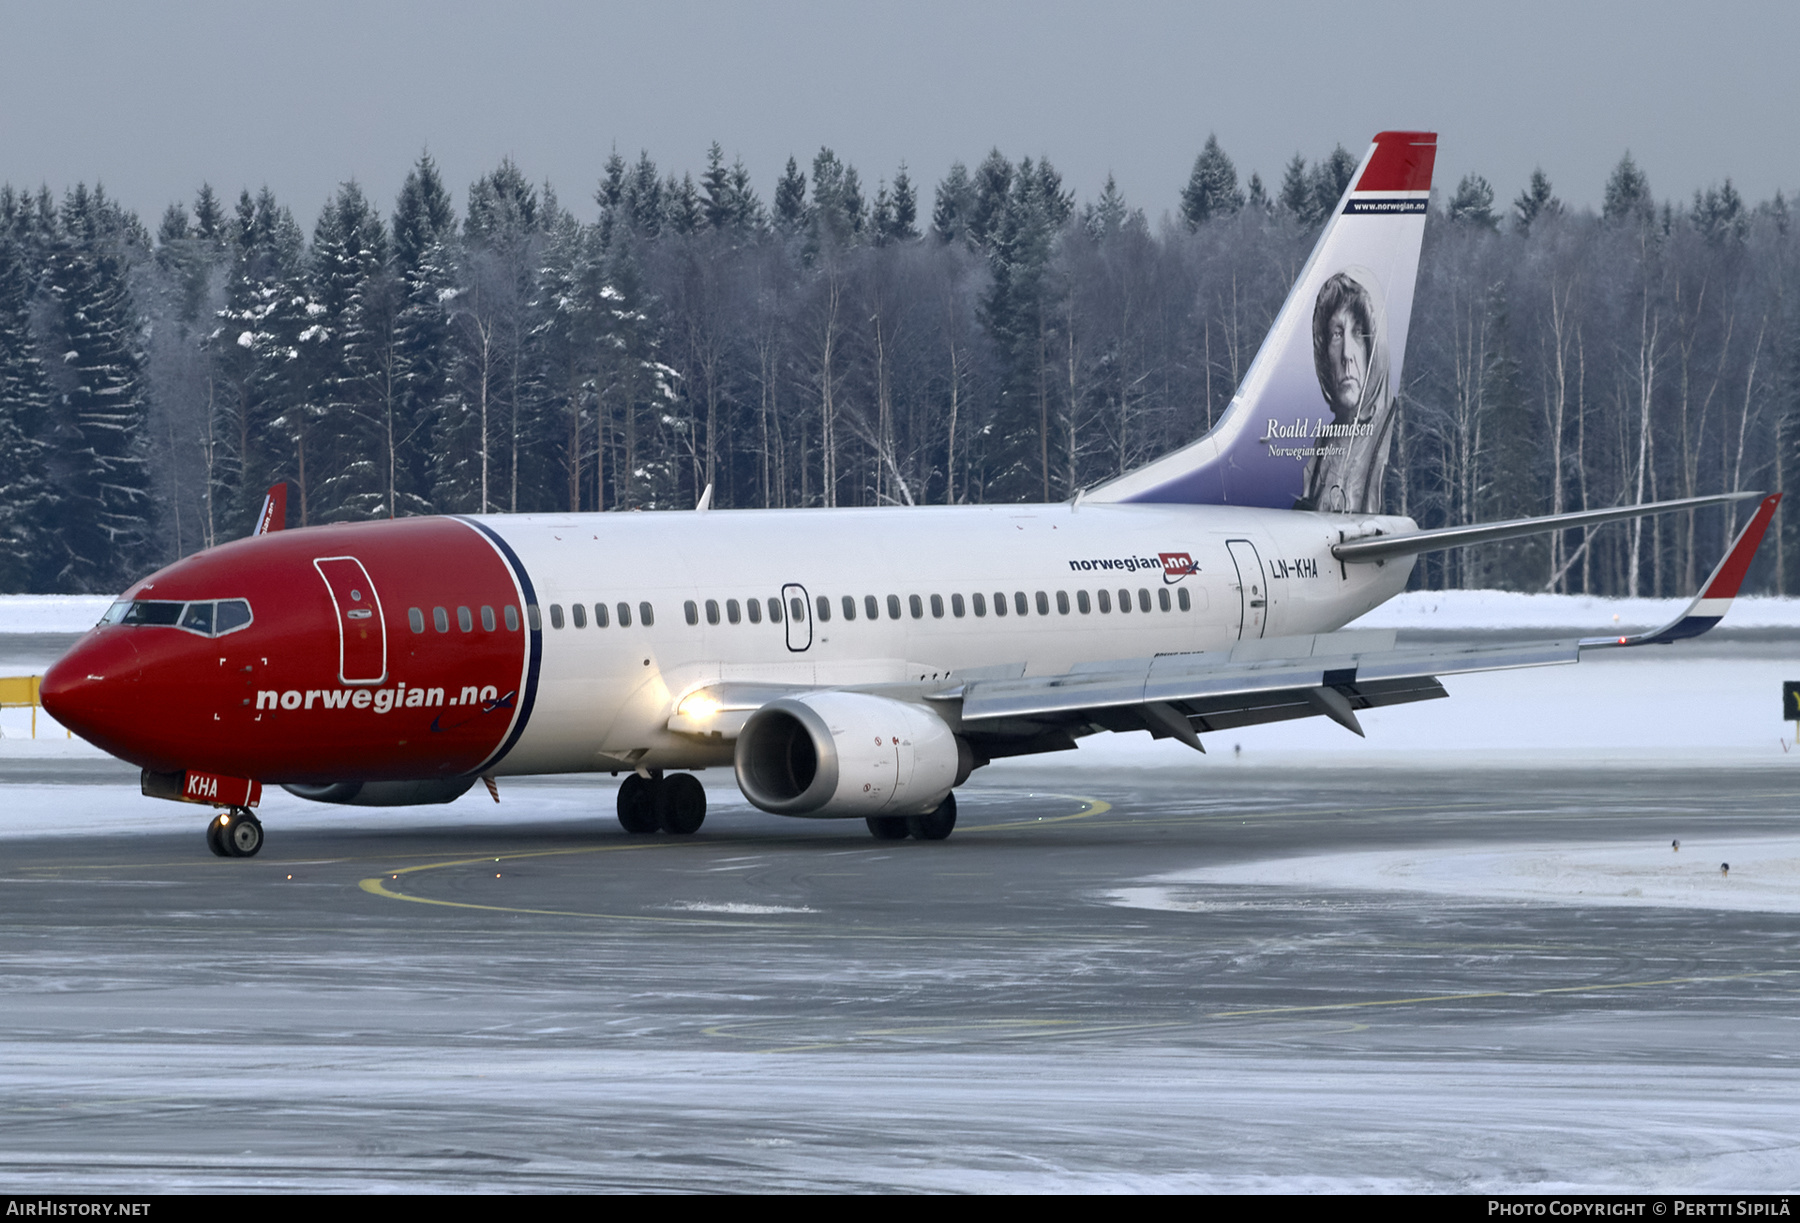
(40, 627), (146, 762)
(41, 517), (539, 786)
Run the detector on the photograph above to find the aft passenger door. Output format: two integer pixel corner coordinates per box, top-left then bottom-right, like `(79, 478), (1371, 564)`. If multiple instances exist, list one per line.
(313, 556), (388, 683)
(1226, 540), (1267, 640)
(782, 583), (812, 652)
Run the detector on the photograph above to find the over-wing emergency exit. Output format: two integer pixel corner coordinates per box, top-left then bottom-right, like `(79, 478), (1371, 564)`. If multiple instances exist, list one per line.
(40, 132), (1780, 857)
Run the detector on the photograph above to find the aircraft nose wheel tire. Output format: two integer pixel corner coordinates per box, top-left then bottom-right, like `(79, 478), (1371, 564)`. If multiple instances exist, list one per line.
(865, 816), (910, 840)
(905, 793), (958, 841)
(218, 810), (264, 857)
(656, 773), (707, 834)
(616, 774), (659, 833)
(205, 814), (230, 857)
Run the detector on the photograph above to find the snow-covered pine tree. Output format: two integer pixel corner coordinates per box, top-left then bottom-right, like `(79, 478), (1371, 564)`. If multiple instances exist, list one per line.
(390, 153), (458, 517)
(1512, 168), (1561, 234)
(887, 165), (919, 242)
(41, 185), (153, 591)
(310, 181), (395, 520)
(1448, 174), (1499, 230)
(1308, 145), (1357, 225)
(1277, 154), (1310, 219)
(982, 155), (1076, 502)
(1603, 153), (1654, 227)
(931, 162), (973, 244)
(0, 211), (53, 589)
(1179, 133), (1244, 229)
(210, 187), (313, 532)
(773, 157), (808, 237)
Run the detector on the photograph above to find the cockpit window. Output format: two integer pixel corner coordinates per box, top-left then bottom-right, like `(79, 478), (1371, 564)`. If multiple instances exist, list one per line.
(117, 601), (183, 627)
(104, 598), (253, 638)
(214, 600), (252, 635)
(179, 602), (214, 635)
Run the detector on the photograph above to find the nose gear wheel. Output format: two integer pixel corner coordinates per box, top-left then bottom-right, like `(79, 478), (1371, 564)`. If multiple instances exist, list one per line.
(208, 808), (264, 857)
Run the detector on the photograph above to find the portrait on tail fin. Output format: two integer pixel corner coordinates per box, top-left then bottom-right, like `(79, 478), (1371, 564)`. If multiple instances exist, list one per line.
(1296, 267), (1395, 513)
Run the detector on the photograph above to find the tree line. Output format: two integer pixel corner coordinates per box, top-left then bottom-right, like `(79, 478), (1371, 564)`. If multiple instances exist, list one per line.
(0, 137), (1795, 597)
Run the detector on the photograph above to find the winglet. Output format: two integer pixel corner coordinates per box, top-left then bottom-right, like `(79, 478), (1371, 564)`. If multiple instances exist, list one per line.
(1582, 493), (1782, 648)
(254, 484), (287, 536)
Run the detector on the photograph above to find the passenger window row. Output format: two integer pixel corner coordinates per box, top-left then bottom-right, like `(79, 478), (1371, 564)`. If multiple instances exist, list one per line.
(815, 586), (1189, 621)
(528, 585), (1193, 634)
(407, 604), (521, 634)
(542, 601), (656, 630)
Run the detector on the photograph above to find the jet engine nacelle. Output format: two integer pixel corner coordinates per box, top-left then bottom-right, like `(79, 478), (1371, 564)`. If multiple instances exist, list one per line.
(734, 692), (970, 818)
(282, 779), (476, 807)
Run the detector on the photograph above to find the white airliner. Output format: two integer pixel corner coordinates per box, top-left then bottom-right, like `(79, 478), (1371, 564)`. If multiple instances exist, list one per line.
(40, 131), (1777, 857)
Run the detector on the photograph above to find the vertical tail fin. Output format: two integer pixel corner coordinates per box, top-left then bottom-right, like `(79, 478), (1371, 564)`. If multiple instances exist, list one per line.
(254, 484), (287, 535)
(1089, 131), (1436, 513)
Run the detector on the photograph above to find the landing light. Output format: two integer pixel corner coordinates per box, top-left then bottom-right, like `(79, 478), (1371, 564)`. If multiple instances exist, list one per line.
(679, 694), (722, 722)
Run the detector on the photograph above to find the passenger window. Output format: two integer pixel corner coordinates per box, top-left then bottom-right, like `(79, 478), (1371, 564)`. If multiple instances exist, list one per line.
(1158, 588), (1172, 612)
(816, 595), (830, 622)
(1014, 592), (1029, 616)
(1098, 589), (1112, 614)
(842, 595), (857, 621)
(789, 596), (804, 621)
(505, 605), (520, 631)
(594, 603), (609, 628)
(571, 603), (586, 628)
(458, 606), (473, 632)
(548, 604), (563, 630)
(1117, 588), (1132, 613)
(1076, 590), (1090, 614)
(434, 606), (451, 632)
(973, 592), (987, 617)
(684, 600), (698, 626)
(1055, 591), (1069, 615)
(1177, 587), (1191, 612)
(640, 602), (655, 627)
(865, 595), (879, 620)
(993, 592), (1007, 617)
(1138, 588), (1152, 613)
(180, 602), (215, 635)
(706, 599), (720, 625)
(526, 604), (541, 631)
(931, 594), (945, 618)
(951, 593), (965, 618)
(408, 608), (425, 634)
(1035, 591), (1049, 616)
(481, 605), (497, 631)
(909, 594), (924, 619)
(766, 598), (781, 623)
(746, 599), (761, 624)
(215, 600), (252, 635)
(727, 598), (741, 624)
(617, 602), (632, 627)
(886, 595), (901, 620)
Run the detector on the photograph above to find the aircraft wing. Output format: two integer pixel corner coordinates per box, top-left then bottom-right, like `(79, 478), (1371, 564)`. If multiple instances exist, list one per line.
(945, 492), (1783, 757)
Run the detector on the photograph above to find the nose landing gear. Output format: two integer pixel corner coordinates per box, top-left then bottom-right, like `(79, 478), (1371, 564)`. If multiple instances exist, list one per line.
(616, 772), (707, 835)
(206, 808), (264, 858)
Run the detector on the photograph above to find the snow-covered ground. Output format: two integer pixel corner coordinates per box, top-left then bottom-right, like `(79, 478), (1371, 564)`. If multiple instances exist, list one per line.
(1112, 835), (1800, 916)
(1347, 589), (1800, 631)
(0, 594), (112, 634)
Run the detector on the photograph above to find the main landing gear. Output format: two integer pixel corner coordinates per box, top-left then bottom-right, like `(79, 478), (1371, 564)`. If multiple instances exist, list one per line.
(206, 807), (264, 858)
(866, 792), (957, 842)
(617, 772), (707, 836)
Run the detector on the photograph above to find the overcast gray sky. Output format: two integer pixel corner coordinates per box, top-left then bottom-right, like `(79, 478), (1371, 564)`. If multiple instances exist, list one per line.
(4, 0), (1796, 230)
